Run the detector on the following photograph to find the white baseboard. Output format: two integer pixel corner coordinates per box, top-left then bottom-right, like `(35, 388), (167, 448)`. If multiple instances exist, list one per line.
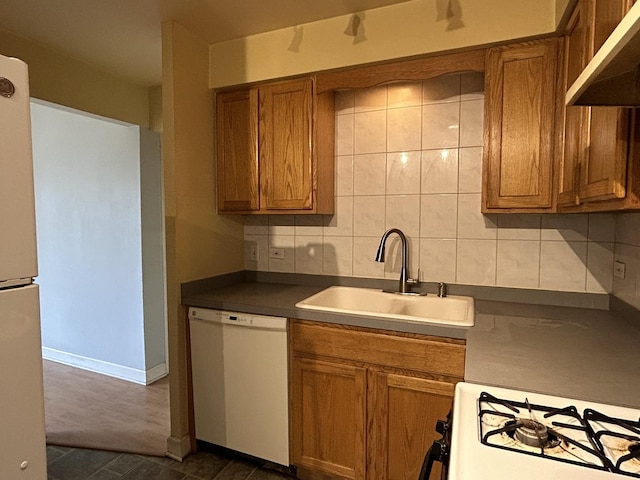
(42, 347), (168, 385)
(146, 362), (168, 384)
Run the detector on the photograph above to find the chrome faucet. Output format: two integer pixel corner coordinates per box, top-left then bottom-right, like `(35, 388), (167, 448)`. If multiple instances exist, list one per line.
(374, 228), (419, 294)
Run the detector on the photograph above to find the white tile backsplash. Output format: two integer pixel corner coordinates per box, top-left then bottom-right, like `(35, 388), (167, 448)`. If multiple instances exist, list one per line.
(387, 151), (421, 195)
(539, 241), (587, 292)
(586, 241), (614, 294)
(353, 195), (386, 237)
(354, 153), (386, 195)
(294, 236), (324, 274)
(387, 106), (422, 152)
(335, 113), (354, 155)
(353, 236), (385, 278)
(294, 215), (324, 236)
(323, 196), (353, 237)
(459, 99), (484, 147)
(420, 194), (458, 238)
(613, 242), (639, 306)
(422, 102), (460, 149)
(457, 194), (497, 240)
(419, 238), (457, 283)
(496, 240), (540, 289)
(541, 214), (588, 241)
(457, 239), (497, 286)
(386, 195), (420, 237)
(335, 155), (354, 197)
(421, 148), (459, 194)
(458, 147), (482, 194)
(323, 236), (353, 276)
(354, 110), (387, 154)
(244, 75), (622, 296)
(588, 214), (616, 243)
(497, 215), (541, 241)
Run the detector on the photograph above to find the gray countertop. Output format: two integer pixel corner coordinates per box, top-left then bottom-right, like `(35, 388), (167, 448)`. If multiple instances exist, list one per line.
(182, 280), (640, 409)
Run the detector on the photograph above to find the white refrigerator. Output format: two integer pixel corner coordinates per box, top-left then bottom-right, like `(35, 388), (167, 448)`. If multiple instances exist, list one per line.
(0, 53), (48, 479)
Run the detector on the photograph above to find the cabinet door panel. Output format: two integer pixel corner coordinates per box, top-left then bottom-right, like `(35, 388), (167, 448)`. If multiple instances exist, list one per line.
(483, 39), (559, 210)
(580, 107), (629, 202)
(368, 372), (455, 480)
(260, 79), (313, 210)
(560, 1), (591, 207)
(291, 357), (367, 480)
(578, 0), (631, 204)
(216, 89), (259, 212)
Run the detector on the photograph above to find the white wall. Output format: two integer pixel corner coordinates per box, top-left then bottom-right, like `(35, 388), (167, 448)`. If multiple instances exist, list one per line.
(245, 74), (615, 294)
(31, 100), (166, 384)
(140, 128), (167, 374)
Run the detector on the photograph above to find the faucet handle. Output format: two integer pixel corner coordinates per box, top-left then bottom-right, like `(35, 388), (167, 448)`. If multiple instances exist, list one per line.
(407, 269), (421, 285)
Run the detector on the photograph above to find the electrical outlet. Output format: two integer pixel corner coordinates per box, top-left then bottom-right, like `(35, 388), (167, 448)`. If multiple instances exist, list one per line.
(249, 245), (258, 261)
(614, 261), (626, 279)
(269, 247), (285, 259)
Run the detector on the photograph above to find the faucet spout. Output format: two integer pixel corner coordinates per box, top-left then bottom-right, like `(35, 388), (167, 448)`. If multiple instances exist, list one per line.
(374, 228), (417, 294)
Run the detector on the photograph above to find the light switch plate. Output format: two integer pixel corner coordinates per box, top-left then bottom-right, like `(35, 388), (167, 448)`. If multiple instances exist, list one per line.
(249, 245), (258, 261)
(614, 260), (626, 279)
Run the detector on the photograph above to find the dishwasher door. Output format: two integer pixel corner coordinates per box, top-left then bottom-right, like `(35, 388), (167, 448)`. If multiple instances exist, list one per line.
(188, 308), (289, 466)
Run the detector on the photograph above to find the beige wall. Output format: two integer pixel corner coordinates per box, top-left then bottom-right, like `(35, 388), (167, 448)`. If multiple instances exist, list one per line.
(556, 0), (576, 28)
(209, 0), (558, 88)
(162, 20), (244, 459)
(0, 29), (153, 127)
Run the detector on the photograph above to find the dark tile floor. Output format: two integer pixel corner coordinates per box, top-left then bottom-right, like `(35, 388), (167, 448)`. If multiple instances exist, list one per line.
(46, 444), (295, 480)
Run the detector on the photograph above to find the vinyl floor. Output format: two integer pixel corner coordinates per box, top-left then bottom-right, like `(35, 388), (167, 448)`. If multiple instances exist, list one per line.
(47, 445), (295, 480)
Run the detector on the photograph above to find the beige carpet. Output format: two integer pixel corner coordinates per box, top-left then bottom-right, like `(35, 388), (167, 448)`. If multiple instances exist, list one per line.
(43, 360), (170, 457)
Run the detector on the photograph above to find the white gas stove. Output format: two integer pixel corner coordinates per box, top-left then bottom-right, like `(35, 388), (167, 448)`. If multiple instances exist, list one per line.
(449, 382), (640, 479)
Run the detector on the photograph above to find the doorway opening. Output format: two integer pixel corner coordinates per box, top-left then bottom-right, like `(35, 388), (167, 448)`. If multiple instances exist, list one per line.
(30, 99), (169, 455)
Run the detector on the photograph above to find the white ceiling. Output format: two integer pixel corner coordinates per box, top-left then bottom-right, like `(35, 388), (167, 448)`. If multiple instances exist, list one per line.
(0, 0), (411, 87)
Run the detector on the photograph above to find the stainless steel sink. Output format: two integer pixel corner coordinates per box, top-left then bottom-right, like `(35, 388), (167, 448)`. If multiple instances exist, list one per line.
(295, 286), (474, 327)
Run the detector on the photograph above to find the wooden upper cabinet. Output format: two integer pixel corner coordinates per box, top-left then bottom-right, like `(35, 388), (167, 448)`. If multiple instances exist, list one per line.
(216, 77), (334, 215)
(483, 38), (562, 212)
(577, 0), (630, 205)
(560, 0), (635, 211)
(216, 89), (259, 212)
(560, 1), (590, 207)
(259, 79), (313, 210)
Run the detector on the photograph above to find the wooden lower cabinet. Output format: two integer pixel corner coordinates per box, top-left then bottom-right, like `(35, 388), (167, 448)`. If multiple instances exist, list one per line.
(291, 358), (367, 479)
(289, 320), (464, 480)
(368, 372), (454, 480)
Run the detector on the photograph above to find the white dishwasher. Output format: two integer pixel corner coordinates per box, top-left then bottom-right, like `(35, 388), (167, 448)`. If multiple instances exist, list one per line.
(188, 308), (289, 466)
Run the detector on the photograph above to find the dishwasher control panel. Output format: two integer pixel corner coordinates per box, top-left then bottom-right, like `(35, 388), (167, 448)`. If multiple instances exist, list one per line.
(188, 308), (287, 331)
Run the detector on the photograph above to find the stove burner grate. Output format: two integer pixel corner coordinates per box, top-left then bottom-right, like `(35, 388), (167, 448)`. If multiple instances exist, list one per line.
(585, 408), (640, 478)
(479, 392), (609, 472)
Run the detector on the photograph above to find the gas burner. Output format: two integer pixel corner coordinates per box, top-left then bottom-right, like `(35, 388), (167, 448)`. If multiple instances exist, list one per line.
(510, 419), (555, 448)
(479, 392), (608, 471)
(478, 392), (640, 478)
